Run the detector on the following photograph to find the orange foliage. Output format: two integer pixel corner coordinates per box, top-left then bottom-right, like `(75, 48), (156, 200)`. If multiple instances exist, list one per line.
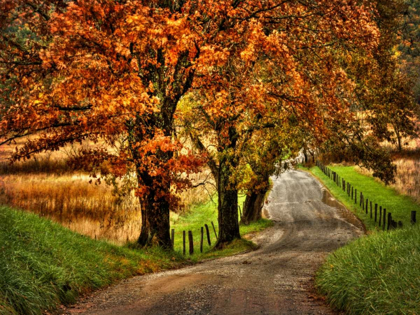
(0, 0), (380, 246)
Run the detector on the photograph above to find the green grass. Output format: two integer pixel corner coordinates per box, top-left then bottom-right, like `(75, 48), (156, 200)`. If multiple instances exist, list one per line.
(316, 225), (420, 314)
(0, 205), (183, 315)
(0, 194), (272, 314)
(306, 165), (420, 314)
(309, 166), (420, 231)
(171, 193), (273, 260)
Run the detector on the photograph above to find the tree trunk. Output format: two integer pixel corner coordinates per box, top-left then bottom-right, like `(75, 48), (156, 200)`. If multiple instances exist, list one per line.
(241, 175), (270, 224)
(136, 149), (173, 249)
(137, 205), (150, 245)
(396, 130), (402, 152)
(215, 129), (241, 248)
(137, 187), (172, 248)
(241, 191), (265, 224)
(215, 166), (240, 248)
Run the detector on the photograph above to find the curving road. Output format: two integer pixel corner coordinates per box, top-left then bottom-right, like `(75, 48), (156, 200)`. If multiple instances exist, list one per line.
(68, 170), (364, 315)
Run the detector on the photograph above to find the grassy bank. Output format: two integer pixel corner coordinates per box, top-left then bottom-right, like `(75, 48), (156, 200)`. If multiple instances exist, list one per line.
(0, 196), (271, 315)
(0, 205), (182, 315)
(171, 193), (273, 260)
(309, 165), (420, 314)
(310, 165), (419, 231)
(316, 225), (420, 314)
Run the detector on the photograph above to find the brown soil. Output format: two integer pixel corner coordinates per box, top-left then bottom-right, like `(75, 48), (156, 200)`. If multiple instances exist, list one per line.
(65, 170), (363, 315)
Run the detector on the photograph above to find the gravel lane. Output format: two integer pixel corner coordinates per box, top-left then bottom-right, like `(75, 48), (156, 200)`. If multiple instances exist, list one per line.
(68, 170), (364, 315)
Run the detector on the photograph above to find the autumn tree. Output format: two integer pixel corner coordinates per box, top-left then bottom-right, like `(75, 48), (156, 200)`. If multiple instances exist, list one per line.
(181, 0), (382, 244)
(1, 0), (203, 248)
(239, 128), (301, 225)
(357, 0), (419, 152)
(1, 0), (387, 248)
(398, 0), (420, 105)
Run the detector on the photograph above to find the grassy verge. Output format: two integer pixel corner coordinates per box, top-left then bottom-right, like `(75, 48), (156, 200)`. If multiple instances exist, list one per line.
(308, 165), (419, 231)
(171, 193), (273, 260)
(0, 205), (182, 315)
(316, 225), (420, 314)
(305, 165), (420, 314)
(1, 195), (271, 315)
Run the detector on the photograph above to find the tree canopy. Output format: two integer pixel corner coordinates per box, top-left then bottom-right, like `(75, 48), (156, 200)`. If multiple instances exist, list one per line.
(1, 0), (413, 248)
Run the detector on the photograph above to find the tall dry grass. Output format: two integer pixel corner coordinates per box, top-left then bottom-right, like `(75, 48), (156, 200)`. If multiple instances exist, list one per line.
(0, 139), (142, 243)
(355, 159), (420, 204)
(392, 158), (420, 204)
(0, 136), (214, 243)
(354, 131), (420, 204)
(0, 174), (142, 244)
(0, 153), (214, 245)
(380, 135), (420, 203)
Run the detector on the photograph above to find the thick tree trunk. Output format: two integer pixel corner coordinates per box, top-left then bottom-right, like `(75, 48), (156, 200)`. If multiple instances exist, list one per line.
(241, 191), (265, 224)
(137, 206), (150, 245)
(215, 138), (240, 248)
(216, 172), (240, 248)
(241, 176), (269, 224)
(136, 150), (173, 249)
(137, 188), (172, 248)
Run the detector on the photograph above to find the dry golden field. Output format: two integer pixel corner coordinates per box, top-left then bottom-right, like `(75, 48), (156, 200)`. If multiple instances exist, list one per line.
(0, 139), (213, 244)
(1, 129), (417, 244)
(390, 136), (420, 203)
(0, 139), (141, 243)
(355, 136), (420, 204)
(0, 173), (142, 243)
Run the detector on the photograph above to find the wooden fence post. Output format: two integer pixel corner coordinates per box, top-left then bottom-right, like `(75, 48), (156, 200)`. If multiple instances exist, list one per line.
(383, 209), (387, 231)
(351, 187), (354, 200)
(365, 199), (368, 214)
(355, 189), (357, 204)
(171, 229), (175, 248)
(183, 231), (186, 255)
(205, 224), (211, 246)
(211, 221), (218, 239)
(370, 201), (373, 219)
(188, 231), (194, 255)
(360, 192), (363, 207)
(387, 213), (392, 231)
(374, 204), (378, 222)
(411, 211), (417, 224)
(392, 219), (398, 229)
(379, 206), (382, 227)
(200, 227), (204, 253)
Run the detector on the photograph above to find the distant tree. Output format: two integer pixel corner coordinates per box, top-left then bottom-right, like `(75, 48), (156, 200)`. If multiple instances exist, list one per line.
(371, 0), (419, 151)
(335, 0), (418, 154)
(399, 0), (420, 104)
(239, 128), (300, 225)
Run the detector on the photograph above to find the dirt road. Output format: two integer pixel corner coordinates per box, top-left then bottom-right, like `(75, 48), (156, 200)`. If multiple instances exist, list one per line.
(69, 170), (364, 315)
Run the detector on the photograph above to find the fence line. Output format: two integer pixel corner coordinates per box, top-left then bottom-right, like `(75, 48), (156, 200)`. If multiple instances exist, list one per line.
(172, 220), (219, 255)
(316, 161), (414, 231)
